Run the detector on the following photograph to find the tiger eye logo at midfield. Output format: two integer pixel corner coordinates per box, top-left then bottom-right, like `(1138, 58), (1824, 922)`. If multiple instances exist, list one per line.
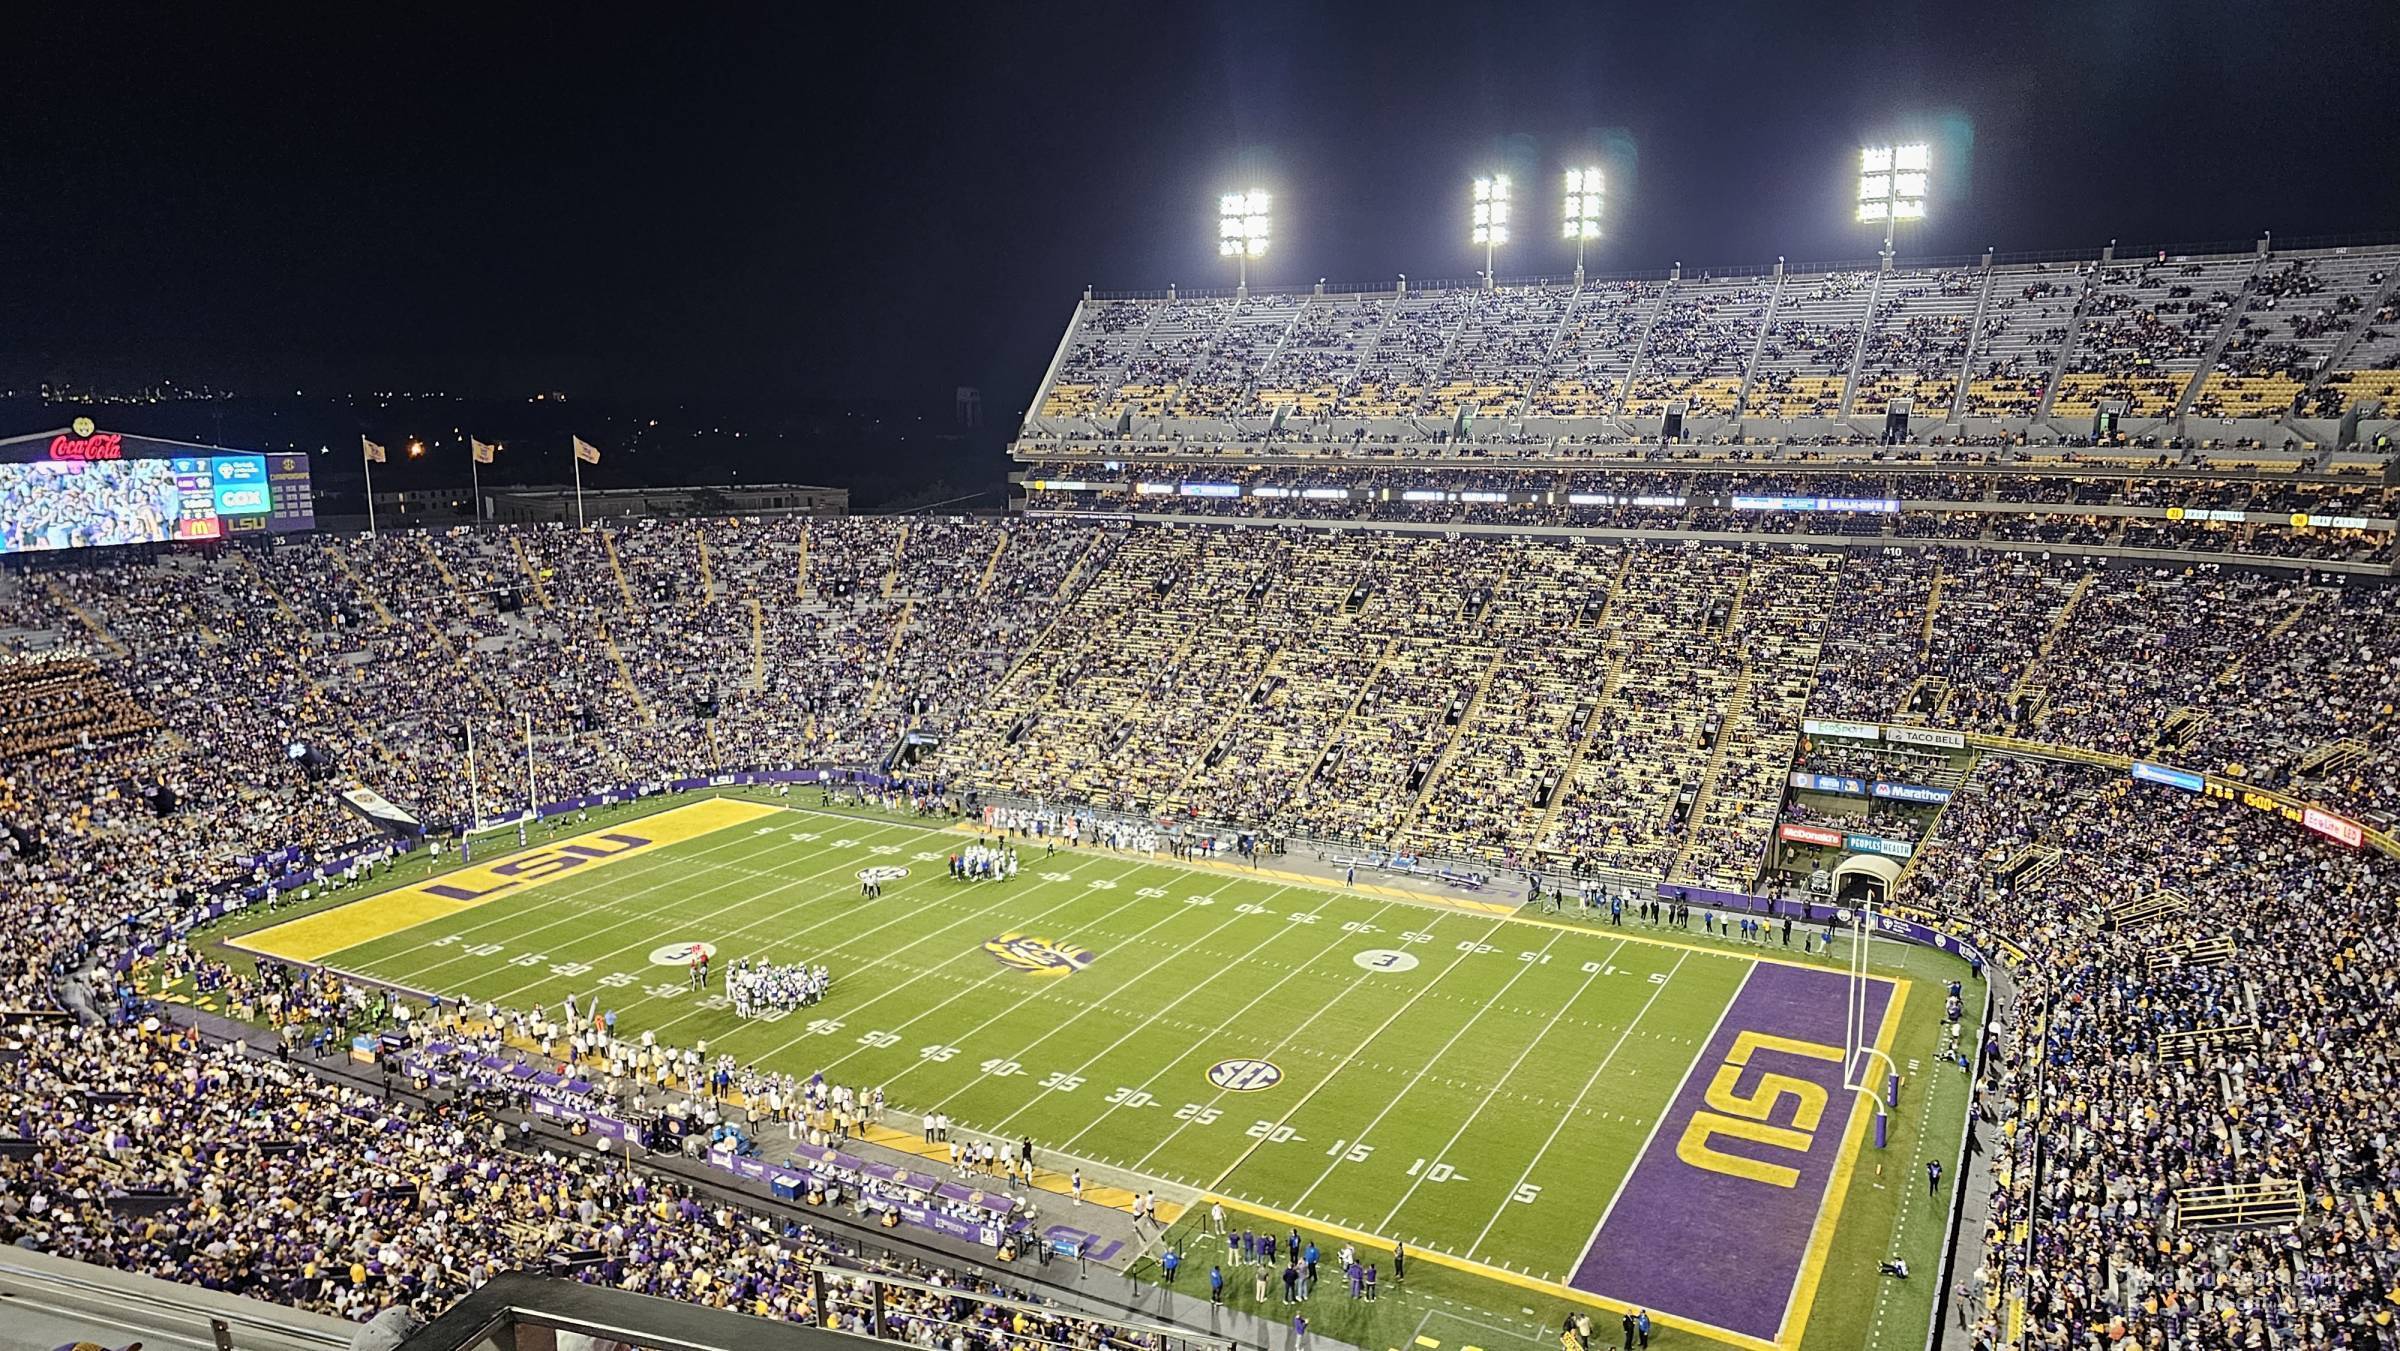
(983, 933), (1097, 977)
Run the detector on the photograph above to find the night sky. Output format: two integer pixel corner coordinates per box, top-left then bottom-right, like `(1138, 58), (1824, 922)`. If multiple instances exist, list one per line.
(8, 1), (2399, 426)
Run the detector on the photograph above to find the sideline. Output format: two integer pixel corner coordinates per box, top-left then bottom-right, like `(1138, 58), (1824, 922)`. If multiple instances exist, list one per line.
(937, 819), (1925, 980)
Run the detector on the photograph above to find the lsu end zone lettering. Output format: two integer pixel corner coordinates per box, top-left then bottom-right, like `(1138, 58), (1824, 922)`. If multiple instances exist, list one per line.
(233, 799), (784, 964)
(1570, 963), (1903, 1347)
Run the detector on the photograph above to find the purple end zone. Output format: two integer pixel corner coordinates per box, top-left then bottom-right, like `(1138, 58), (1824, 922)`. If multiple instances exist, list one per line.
(1569, 963), (1895, 1343)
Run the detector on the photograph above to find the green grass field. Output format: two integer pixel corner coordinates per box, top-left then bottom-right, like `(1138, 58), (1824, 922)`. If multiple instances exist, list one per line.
(188, 791), (1979, 1351)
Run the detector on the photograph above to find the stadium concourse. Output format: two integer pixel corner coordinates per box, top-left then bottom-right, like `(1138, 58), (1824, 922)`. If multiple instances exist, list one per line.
(0, 243), (2394, 1351)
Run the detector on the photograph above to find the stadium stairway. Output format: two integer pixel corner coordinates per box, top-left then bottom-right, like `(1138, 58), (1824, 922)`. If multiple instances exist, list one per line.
(2010, 570), (2094, 709)
(1666, 661), (1755, 883)
(508, 534), (554, 609)
(975, 529), (1009, 596)
(599, 625), (654, 725)
(1535, 646), (1627, 846)
(321, 543), (398, 628)
(1393, 647), (1506, 841)
(602, 529), (643, 614)
(748, 596), (768, 694)
(862, 597), (916, 721)
(36, 578), (130, 658)
(879, 522), (910, 599)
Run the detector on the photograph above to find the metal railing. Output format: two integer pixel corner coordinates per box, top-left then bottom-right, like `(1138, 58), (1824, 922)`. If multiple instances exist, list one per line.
(814, 1263), (1243, 1351)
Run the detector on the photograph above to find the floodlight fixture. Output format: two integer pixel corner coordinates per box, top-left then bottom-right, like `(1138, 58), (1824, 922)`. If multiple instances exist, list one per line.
(1856, 143), (1929, 253)
(1218, 188), (1271, 290)
(1472, 174), (1512, 285)
(1563, 166), (1604, 277)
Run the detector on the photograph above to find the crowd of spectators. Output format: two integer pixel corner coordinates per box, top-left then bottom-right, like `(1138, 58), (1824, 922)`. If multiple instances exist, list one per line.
(1904, 757), (2398, 1348)
(1021, 244), (2400, 446)
(0, 518), (1210, 1342)
(1, 506), (2397, 1345)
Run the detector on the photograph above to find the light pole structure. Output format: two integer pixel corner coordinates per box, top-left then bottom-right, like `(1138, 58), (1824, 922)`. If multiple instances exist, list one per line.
(1563, 167), (1603, 282)
(1856, 143), (1929, 259)
(1219, 190), (1270, 294)
(1471, 174), (1511, 287)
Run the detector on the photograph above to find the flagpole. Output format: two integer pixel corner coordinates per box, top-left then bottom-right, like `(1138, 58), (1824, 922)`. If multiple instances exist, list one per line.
(363, 439), (378, 535)
(571, 439), (586, 531)
(469, 441), (483, 526)
(523, 709), (537, 820)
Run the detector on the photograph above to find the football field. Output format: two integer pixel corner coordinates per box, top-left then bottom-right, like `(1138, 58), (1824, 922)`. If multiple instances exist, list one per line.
(221, 793), (1969, 1351)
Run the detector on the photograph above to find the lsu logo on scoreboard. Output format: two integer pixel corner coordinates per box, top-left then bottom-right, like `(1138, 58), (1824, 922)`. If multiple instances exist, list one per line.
(983, 933), (1097, 977)
(1673, 1031), (1847, 1190)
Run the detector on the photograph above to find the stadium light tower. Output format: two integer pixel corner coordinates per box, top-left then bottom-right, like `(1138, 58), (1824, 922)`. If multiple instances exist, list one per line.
(1219, 189), (1270, 294)
(1856, 143), (1929, 258)
(1472, 174), (1511, 287)
(1563, 167), (1604, 282)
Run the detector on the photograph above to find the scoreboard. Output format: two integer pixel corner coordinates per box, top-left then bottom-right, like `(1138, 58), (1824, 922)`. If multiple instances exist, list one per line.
(0, 422), (315, 554)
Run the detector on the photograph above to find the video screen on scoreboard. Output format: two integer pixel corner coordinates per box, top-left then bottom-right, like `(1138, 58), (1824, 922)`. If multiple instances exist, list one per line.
(0, 430), (315, 554)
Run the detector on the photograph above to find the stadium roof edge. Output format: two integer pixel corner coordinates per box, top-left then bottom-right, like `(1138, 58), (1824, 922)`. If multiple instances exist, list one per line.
(1083, 229), (2400, 301)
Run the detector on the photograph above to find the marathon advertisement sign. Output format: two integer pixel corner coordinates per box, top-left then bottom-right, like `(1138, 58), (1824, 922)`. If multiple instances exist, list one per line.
(1870, 780), (1954, 805)
(1789, 770), (1867, 796)
(1777, 822), (1845, 848)
(1882, 725), (1965, 749)
(1801, 718), (1880, 741)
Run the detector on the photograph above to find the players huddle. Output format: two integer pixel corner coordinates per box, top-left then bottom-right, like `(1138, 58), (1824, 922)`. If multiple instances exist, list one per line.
(950, 841), (1018, 881)
(729, 957), (831, 1019)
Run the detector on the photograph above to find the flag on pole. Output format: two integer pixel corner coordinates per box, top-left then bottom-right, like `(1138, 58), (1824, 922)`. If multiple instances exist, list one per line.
(572, 436), (601, 465)
(362, 437), (387, 463)
(471, 438), (497, 464)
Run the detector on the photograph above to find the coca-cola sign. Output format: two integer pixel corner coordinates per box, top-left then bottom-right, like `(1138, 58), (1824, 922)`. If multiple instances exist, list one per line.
(48, 431), (124, 462)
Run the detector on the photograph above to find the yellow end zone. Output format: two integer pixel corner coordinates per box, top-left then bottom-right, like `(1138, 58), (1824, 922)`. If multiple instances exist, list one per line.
(231, 798), (784, 964)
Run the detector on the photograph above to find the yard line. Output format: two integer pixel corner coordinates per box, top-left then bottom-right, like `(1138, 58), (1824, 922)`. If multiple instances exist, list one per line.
(1282, 929), (1565, 1213)
(636, 849), (1136, 1040)
(1462, 946), (1691, 1257)
(1051, 899), (1403, 1156)
(367, 812), (907, 978)
(393, 815), (916, 993)
(1155, 916), (1508, 1179)
(1370, 945), (1619, 1231)
(925, 883), (1299, 1123)
(828, 866), (1230, 1092)
(553, 844), (1134, 1039)
(744, 855), (1158, 1070)
(1565, 959), (1754, 1281)
(332, 806), (839, 969)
